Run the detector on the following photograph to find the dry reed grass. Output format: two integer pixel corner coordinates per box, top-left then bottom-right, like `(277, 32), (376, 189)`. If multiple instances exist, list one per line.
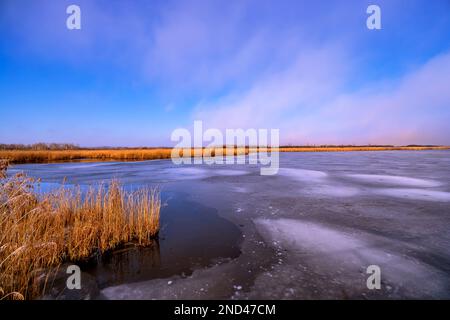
(0, 163), (160, 300)
(0, 149), (173, 164)
(251, 146), (450, 153)
(0, 147), (249, 164)
(0, 160), (8, 179)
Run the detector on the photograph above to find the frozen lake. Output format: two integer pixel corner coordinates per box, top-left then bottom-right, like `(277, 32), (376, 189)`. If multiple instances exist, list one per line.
(9, 150), (450, 299)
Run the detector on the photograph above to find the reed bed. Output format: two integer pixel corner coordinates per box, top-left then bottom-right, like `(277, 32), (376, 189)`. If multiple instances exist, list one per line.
(251, 146), (450, 153)
(0, 163), (160, 300)
(0, 149), (173, 164)
(0, 160), (7, 179)
(0, 147), (249, 164)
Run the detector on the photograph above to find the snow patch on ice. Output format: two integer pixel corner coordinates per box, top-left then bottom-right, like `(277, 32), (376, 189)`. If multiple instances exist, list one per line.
(63, 162), (117, 169)
(168, 167), (208, 178)
(278, 168), (327, 181)
(233, 186), (248, 193)
(374, 188), (450, 202)
(212, 169), (248, 176)
(254, 218), (447, 296)
(278, 168), (360, 197)
(165, 167), (248, 180)
(255, 218), (362, 255)
(309, 185), (360, 197)
(347, 174), (441, 187)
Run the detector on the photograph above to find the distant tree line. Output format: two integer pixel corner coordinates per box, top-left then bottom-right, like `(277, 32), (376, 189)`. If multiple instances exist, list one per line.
(0, 143), (441, 151)
(279, 144), (395, 148)
(279, 144), (441, 148)
(0, 143), (80, 150)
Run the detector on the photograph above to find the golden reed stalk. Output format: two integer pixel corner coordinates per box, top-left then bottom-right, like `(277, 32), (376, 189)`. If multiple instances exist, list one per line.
(0, 147), (248, 164)
(0, 163), (160, 300)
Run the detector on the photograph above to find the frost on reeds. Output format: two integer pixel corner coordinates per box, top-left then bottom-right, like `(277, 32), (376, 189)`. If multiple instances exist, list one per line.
(0, 163), (160, 300)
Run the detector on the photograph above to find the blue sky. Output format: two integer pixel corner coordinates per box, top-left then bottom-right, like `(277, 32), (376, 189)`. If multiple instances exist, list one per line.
(1, 0), (450, 146)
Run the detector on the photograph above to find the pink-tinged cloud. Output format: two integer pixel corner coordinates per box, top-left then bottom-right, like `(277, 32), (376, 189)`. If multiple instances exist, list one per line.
(194, 50), (450, 145)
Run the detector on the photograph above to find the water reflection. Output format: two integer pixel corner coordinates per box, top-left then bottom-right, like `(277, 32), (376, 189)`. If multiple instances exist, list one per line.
(80, 192), (241, 289)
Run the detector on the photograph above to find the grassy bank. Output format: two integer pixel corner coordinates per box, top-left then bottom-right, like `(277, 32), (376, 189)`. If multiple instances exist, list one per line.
(0, 163), (160, 300)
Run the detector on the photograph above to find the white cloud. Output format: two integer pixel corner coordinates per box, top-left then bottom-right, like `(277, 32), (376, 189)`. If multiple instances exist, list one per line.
(193, 50), (450, 145)
(193, 45), (349, 129)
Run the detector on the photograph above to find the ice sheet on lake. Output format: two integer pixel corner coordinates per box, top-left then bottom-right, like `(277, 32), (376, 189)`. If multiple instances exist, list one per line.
(256, 218), (367, 255)
(162, 167), (249, 181)
(233, 186), (248, 193)
(278, 168), (328, 181)
(254, 218), (448, 297)
(62, 162), (121, 169)
(213, 169), (248, 176)
(163, 167), (209, 179)
(347, 174), (441, 187)
(278, 168), (361, 197)
(374, 188), (450, 202)
(308, 185), (360, 197)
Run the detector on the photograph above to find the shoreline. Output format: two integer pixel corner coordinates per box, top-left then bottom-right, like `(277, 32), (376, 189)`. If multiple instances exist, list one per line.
(1, 146), (449, 164)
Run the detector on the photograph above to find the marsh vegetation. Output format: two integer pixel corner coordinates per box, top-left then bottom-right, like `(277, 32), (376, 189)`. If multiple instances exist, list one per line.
(0, 162), (160, 300)
(0, 145), (448, 164)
